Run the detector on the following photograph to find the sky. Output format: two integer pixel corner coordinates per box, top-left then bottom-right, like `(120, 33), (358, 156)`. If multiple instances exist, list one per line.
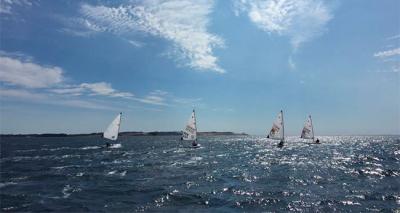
(0, 0), (399, 135)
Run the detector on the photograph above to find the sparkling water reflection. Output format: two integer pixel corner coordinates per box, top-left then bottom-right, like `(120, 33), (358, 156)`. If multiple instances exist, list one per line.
(1, 135), (399, 211)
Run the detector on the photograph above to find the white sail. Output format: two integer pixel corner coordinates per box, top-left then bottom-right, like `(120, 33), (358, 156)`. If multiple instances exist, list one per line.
(267, 110), (284, 140)
(103, 112), (122, 141)
(182, 110), (197, 141)
(301, 115), (314, 140)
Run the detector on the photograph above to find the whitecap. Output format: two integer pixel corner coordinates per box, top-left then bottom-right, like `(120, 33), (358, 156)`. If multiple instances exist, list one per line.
(109, 144), (122, 148)
(81, 146), (101, 150)
(51, 165), (81, 170)
(62, 184), (81, 198)
(107, 170), (117, 175)
(2, 206), (17, 211)
(191, 157), (203, 161)
(0, 182), (17, 188)
(341, 200), (361, 205)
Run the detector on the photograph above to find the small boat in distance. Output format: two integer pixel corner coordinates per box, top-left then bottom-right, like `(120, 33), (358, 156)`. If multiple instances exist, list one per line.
(267, 110), (285, 147)
(181, 109), (199, 148)
(301, 115), (320, 144)
(103, 112), (122, 148)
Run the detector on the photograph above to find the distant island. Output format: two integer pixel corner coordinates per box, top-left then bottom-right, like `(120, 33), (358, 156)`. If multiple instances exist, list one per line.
(0, 131), (248, 138)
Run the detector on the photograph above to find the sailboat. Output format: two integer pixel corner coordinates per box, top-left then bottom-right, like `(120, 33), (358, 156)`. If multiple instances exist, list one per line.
(103, 112), (122, 148)
(267, 110), (285, 147)
(181, 109), (199, 148)
(301, 115), (319, 144)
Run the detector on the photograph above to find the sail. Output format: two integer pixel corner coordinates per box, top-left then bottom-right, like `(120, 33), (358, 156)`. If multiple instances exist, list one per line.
(267, 110), (284, 140)
(103, 113), (122, 141)
(182, 110), (197, 141)
(301, 115), (314, 139)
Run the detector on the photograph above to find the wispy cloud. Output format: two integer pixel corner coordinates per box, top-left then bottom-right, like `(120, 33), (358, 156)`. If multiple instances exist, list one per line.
(133, 90), (169, 106)
(373, 48), (400, 58)
(387, 34), (400, 40)
(136, 95), (167, 106)
(0, 56), (63, 88)
(80, 82), (134, 98)
(127, 40), (144, 48)
(0, 88), (114, 110)
(234, 0), (334, 49)
(133, 89), (203, 107)
(0, 0), (32, 15)
(0, 88), (47, 101)
(0, 53), (136, 110)
(0, 52), (204, 109)
(78, 0), (224, 73)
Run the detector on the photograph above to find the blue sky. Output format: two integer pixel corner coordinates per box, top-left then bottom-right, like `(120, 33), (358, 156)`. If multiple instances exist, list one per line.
(0, 0), (399, 135)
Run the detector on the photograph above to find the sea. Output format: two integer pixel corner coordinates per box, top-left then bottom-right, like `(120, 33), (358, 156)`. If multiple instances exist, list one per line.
(1, 135), (399, 212)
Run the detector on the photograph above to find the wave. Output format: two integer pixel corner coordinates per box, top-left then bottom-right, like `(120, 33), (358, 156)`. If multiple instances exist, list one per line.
(107, 170), (127, 177)
(81, 146), (102, 150)
(62, 184), (81, 199)
(51, 165), (82, 170)
(0, 182), (17, 188)
(109, 144), (122, 149)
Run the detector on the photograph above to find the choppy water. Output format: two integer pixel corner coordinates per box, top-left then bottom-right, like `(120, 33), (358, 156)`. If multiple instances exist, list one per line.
(1, 135), (400, 212)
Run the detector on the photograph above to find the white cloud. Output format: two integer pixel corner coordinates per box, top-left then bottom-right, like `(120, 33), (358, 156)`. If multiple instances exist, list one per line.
(80, 82), (116, 96)
(150, 89), (168, 96)
(0, 56), (63, 88)
(387, 34), (400, 40)
(373, 48), (400, 58)
(0, 88), (46, 100)
(0, 55), (133, 99)
(49, 87), (85, 96)
(127, 40), (144, 48)
(0, 0), (32, 15)
(79, 82), (134, 98)
(0, 52), (203, 110)
(79, 0), (224, 73)
(137, 95), (167, 105)
(235, 0), (333, 49)
(0, 88), (113, 110)
(133, 90), (169, 105)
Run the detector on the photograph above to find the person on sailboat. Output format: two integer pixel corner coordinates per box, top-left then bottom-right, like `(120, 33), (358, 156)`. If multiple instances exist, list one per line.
(315, 138), (320, 144)
(105, 142), (111, 148)
(192, 140), (198, 147)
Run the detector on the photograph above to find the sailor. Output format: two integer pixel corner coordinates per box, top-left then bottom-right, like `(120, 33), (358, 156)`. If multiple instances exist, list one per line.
(105, 142), (111, 148)
(192, 140), (198, 147)
(278, 140), (284, 147)
(315, 138), (320, 144)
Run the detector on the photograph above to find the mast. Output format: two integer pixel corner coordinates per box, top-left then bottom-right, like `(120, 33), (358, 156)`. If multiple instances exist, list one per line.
(193, 109), (197, 142)
(117, 112), (122, 136)
(281, 110), (284, 142)
(310, 115), (314, 141)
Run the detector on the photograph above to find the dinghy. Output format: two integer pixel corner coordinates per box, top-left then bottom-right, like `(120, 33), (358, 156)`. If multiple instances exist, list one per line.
(103, 112), (122, 148)
(301, 115), (319, 144)
(181, 109), (199, 148)
(267, 110), (285, 147)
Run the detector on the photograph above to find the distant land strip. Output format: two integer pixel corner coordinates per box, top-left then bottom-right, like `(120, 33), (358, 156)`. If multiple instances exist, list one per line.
(0, 131), (248, 137)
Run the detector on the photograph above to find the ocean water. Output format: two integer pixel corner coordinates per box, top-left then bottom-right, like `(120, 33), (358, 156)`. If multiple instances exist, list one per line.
(1, 135), (399, 212)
